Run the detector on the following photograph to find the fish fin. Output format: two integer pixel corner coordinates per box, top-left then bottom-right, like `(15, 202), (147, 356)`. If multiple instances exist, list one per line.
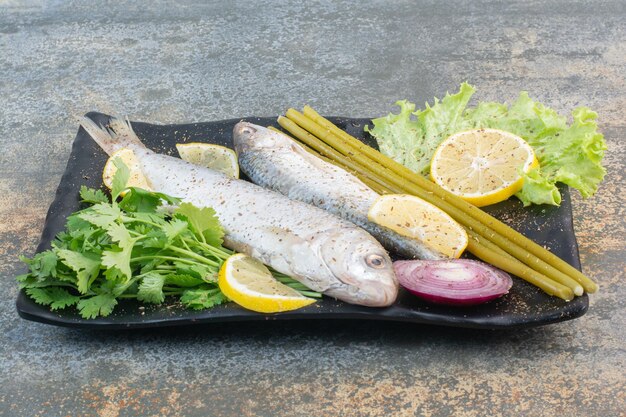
(79, 116), (146, 156)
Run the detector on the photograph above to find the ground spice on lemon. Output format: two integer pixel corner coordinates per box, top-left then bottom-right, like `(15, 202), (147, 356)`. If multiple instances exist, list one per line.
(367, 194), (468, 259)
(218, 253), (316, 313)
(176, 143), (240, 178)
(429, 128), (538, 207)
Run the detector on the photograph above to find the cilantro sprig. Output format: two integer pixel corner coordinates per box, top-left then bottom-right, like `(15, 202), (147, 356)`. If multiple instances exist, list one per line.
(17, 161), (319, 319)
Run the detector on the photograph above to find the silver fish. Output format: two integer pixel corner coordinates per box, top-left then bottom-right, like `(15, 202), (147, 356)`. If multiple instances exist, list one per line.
(79, 116), (398, 307)
(233, 122), (445, 261)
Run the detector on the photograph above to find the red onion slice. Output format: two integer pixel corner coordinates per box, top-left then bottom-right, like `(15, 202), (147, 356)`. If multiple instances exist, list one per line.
(394, 259), (513, 306)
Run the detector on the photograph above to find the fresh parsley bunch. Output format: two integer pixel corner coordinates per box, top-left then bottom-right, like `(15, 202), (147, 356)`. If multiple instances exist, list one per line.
(17, 160), (317, 319)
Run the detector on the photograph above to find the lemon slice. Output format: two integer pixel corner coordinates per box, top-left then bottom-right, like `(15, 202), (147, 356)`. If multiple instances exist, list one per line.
(430, 128), (538, 207)
(218, 253), (316, 313)
(102, 148), (151, 191)
(368, 194), (468, 258)
(176, 143), (239, 178)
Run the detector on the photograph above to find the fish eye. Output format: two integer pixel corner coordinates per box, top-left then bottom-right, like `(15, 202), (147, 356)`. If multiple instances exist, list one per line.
(240, 125), (257, 135)
(365, 254), (386, 269)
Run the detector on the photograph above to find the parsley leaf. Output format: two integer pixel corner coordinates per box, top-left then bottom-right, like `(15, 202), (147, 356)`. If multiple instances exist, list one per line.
(174, 262), (215, 282)
(77, 294), (118, 319)
(111, 158), (130, 199)
(162, 218), (188, 242)
(140, 229), (169, 249)
(180, 287), (228, 310)
(25, 287), (54, 306)
(27, 287), (80, 310)
(101, 245), (133, 281)
(66, 213), (92, 233)
(104, 267), (127, 286)
(131, 212), (168, 227)
(165, 274), (205, 288)
(137, 272), (165, 304)
(79, 186), (109, 204)
(106, 222), (135, 249)
(174, 203), (224, 246)
(20, 250), (59, 280)
(78, 203), (121, 228)
(119, 187), (181, 213)
(26, 287), (80, 310)
(57, 249), (100, 294)
(18, 275), (69, 289)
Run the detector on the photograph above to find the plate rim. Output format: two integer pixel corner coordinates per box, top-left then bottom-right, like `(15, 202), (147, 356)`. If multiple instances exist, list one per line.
(14, 112), (589, 330)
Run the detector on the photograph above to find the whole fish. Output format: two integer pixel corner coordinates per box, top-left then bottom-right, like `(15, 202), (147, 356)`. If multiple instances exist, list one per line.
(233, 122), (445, 260)
(79, 116), (398, 307)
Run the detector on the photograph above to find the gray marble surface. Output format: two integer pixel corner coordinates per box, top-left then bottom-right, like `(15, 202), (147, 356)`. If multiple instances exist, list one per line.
(1, 1), (624, 416)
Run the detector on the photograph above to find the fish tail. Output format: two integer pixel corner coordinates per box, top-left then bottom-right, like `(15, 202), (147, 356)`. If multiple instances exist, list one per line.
(79, 116), (146, 156)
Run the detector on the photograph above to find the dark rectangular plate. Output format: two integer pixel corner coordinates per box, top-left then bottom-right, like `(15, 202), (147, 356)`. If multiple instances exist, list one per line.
(15, 112), (588, 329)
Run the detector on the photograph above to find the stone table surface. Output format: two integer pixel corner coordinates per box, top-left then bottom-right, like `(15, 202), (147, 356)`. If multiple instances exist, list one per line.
(1, 1), (624, 416)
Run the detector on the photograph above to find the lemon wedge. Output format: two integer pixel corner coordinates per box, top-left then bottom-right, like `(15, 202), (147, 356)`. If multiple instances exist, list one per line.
(102, 148), (151, 191)
(368, 194), (468, 258)
(430, 128), (538, 207)
(176, 143), (239, 178)
(218, 253), (316, 313)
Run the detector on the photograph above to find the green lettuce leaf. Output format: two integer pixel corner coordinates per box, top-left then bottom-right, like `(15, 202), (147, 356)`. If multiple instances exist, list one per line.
(366, 83), (476, 175)
(366, 83), (607, 206)
(515, 168), (562, 206)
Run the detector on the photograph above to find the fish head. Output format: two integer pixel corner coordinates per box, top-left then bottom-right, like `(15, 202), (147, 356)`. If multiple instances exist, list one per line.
(233, 122), (296, 155)
(318, 228), (398, 307)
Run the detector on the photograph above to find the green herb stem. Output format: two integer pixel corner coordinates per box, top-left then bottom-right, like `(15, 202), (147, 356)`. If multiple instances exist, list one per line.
(182, 237), (232, 259)
(131, 255), (198, 265)
(167, 246), (222, 267)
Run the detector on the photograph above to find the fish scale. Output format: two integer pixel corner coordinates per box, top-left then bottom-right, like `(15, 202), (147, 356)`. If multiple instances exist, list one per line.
(233, 122), (445, 261)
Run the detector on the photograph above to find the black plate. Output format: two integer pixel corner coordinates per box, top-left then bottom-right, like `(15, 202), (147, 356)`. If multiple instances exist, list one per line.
(15, 112), (588, 329)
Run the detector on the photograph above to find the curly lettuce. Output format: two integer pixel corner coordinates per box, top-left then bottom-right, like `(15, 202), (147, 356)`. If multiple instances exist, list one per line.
(366, 83), (607, 206)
